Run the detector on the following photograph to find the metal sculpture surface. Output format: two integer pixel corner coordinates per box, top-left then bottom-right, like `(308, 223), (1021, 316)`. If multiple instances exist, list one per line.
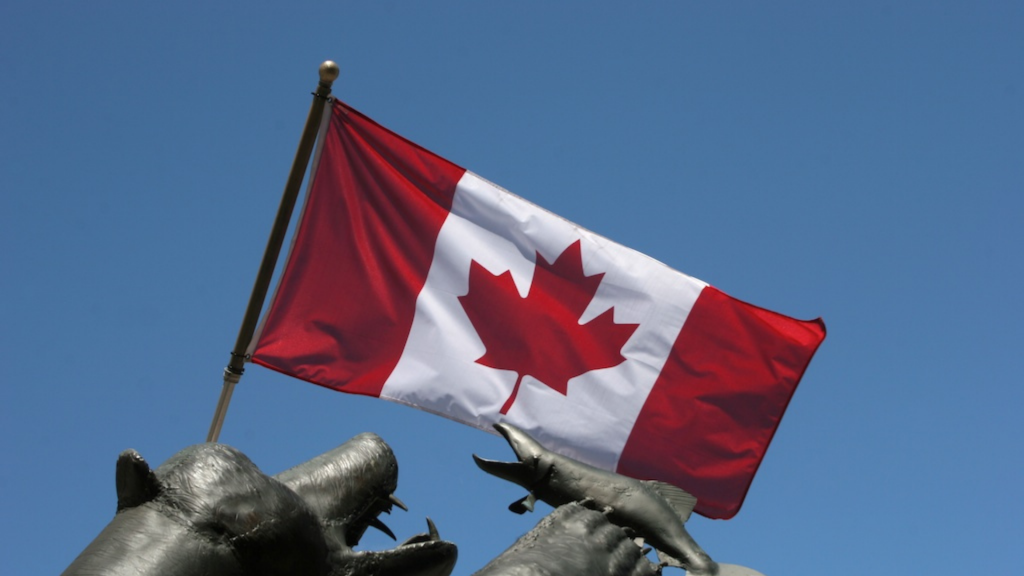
(63, 428), (769, 576)
(62, 434), (456, 576)
(472, 501), (659, 576)
(474, 423), (765, 576)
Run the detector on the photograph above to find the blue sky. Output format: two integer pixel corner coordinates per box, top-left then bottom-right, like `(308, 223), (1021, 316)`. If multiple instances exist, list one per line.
(2, 3), (1021, 574)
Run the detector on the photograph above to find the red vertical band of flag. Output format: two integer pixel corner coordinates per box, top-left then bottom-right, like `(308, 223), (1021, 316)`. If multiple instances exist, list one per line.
(617, 287), (826, 518)
(251, 102), (466, 395)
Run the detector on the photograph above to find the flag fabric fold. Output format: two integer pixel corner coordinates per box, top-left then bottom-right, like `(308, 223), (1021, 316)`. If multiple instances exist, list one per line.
(250, 100), (825, 519)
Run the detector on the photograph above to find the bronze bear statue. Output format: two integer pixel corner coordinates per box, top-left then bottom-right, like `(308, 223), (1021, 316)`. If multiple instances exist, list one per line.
(62, 434), (457, 576)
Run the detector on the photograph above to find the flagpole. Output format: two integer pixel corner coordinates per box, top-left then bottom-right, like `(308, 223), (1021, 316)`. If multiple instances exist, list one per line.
(206, 60), (339, 443)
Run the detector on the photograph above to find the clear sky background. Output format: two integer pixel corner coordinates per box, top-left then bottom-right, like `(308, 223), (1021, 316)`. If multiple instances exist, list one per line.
(2, 3), (1021, 575)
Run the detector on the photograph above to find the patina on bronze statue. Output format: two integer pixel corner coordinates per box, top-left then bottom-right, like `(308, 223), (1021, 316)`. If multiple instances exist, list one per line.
(474, 423), (766, 576)
(63, 429), (767, 576)
(61, 434), (457, 576)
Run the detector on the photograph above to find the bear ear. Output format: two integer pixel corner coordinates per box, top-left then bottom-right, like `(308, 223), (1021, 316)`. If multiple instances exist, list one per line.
(115, 450), (161, 511)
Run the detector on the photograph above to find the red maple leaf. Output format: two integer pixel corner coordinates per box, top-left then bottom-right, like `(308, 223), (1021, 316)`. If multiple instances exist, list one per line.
(458, 240), (639, 415)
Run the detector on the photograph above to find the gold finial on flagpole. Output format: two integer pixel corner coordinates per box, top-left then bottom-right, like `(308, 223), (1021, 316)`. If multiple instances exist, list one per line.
(314, 61), (339, 100)
(319, 60), (340, 84)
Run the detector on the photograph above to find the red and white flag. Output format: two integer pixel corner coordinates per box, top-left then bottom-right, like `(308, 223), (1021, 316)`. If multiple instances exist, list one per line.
(249, 100), (825, 519)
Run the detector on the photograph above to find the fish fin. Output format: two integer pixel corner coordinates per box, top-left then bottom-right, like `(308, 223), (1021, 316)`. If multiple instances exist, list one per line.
(642, 481), (697, 523)
(508, 494), (535, 514)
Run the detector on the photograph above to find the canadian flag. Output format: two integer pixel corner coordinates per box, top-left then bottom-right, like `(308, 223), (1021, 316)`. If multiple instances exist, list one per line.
(250, 100), (825, 519)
